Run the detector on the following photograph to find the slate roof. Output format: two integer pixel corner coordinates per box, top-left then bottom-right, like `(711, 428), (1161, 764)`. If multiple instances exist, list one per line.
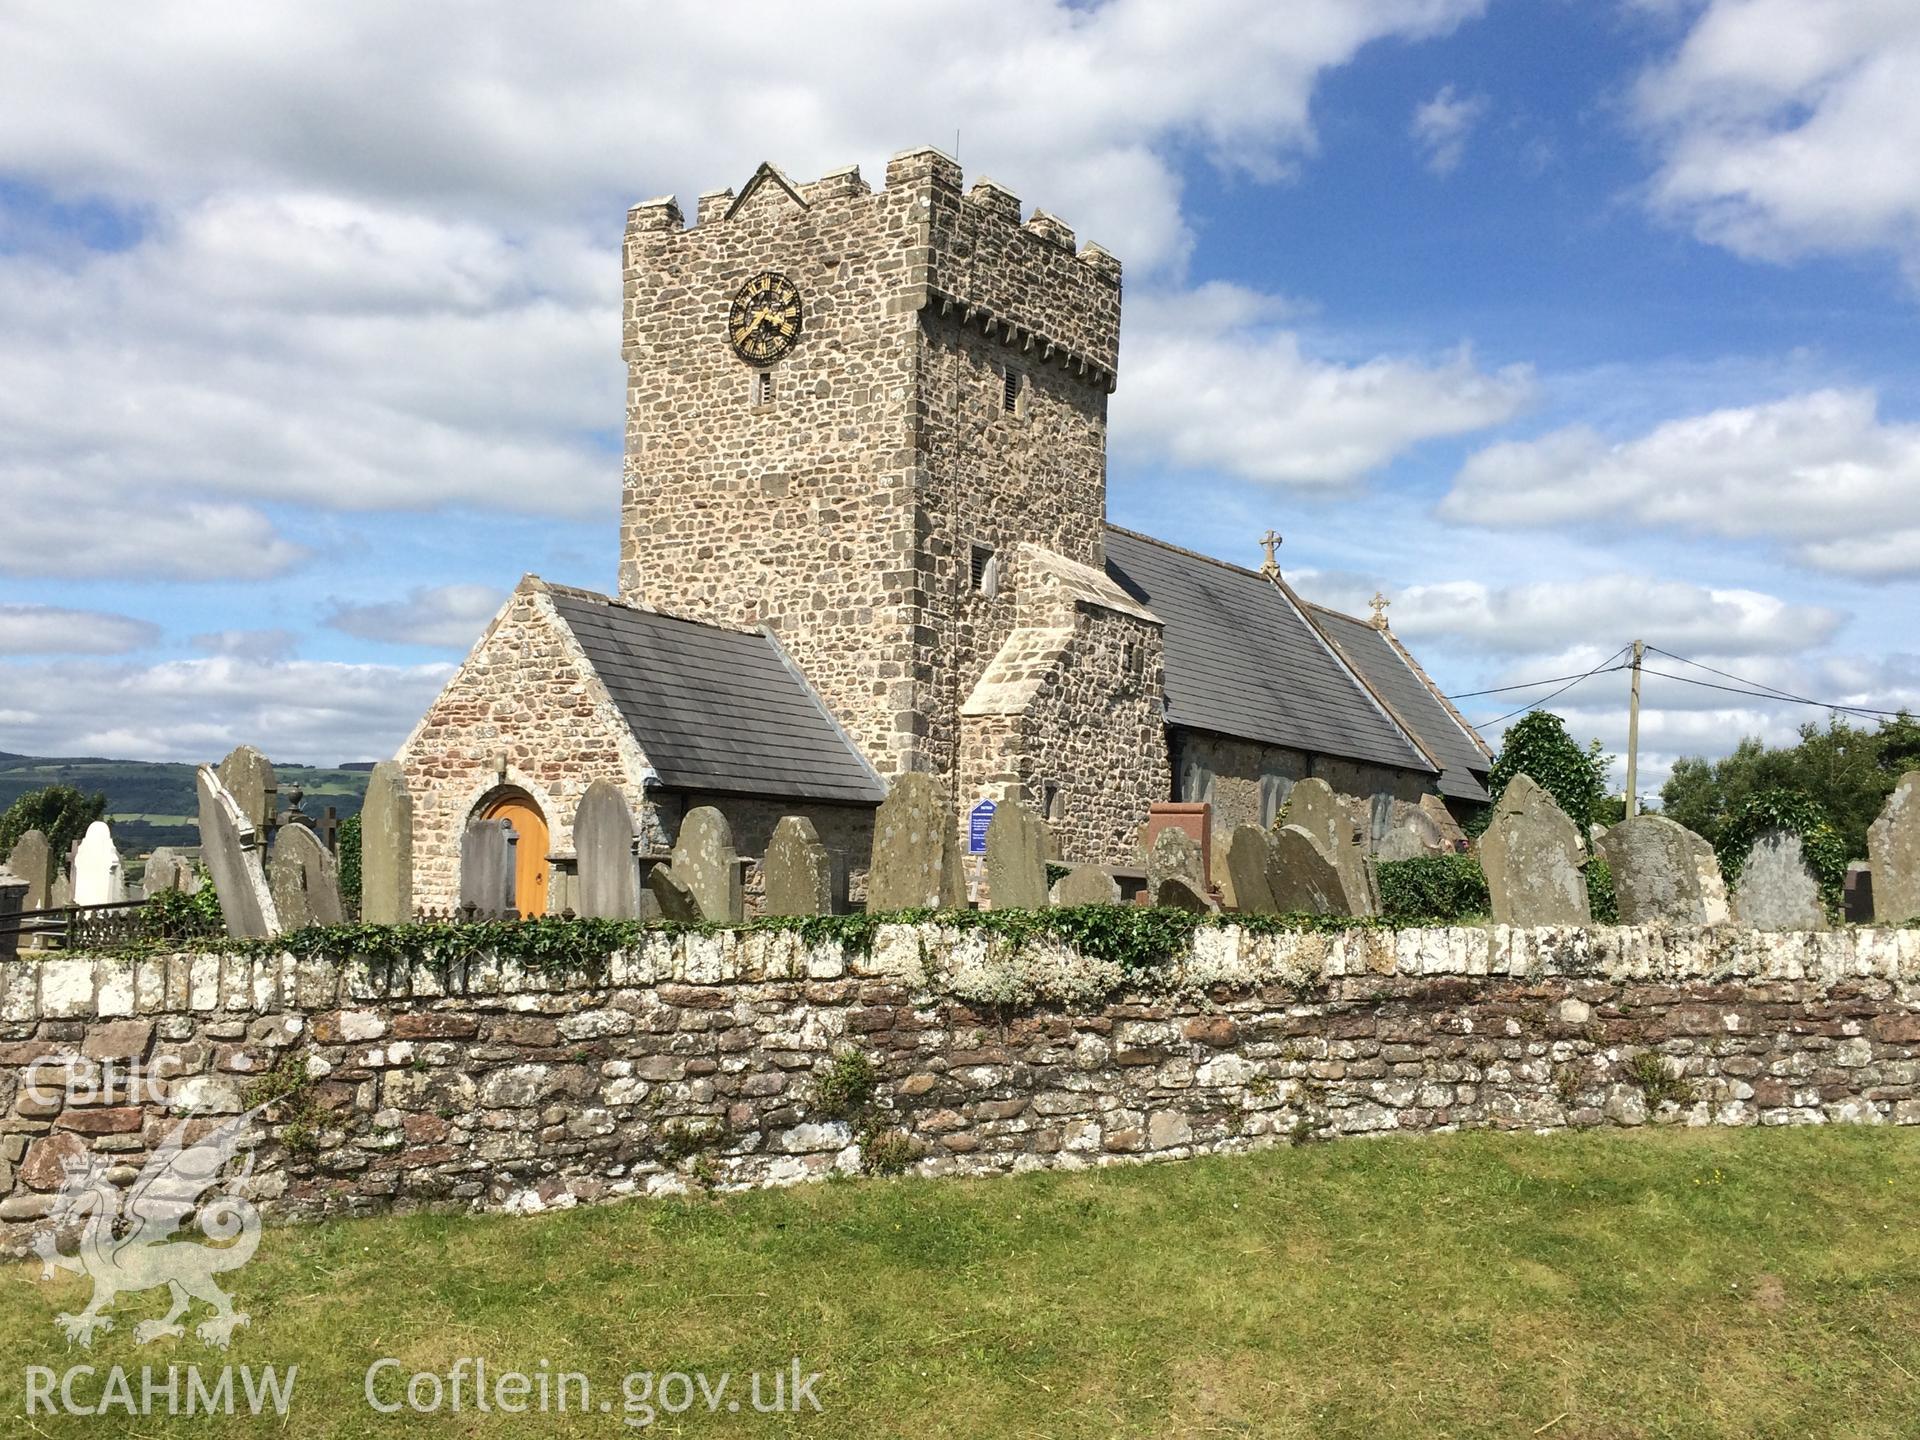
(1309, 605), (1492, 804)
(545, 588), (886, 806)
(1103, 527), (1436, 776)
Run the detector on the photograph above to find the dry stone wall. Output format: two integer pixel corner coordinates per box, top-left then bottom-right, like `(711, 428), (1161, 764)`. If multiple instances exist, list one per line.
(8, 924), (1920, 1253)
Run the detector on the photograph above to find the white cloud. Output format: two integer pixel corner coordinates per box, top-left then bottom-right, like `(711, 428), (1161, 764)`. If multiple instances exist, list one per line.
(1115, 283), (1533, 485)
(1443, 388), (1920, 576)
(0, 656), (451, 764)
(1411, 84), (1488, 175)
(1634, 0), (1920, 279)
(0, 604), (160, 656)
(325, 584), (507, 649)
(192, 629), (301, 662)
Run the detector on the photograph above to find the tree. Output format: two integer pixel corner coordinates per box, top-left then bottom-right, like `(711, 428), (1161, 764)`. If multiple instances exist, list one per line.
(1659, 713), (1919, 859)
(1485, 711), (1611, 842)
(0, 784), (109, 872)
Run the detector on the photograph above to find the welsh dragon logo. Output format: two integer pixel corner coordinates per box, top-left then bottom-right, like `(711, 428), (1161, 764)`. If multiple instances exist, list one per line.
(33, 1105), (266, 1348)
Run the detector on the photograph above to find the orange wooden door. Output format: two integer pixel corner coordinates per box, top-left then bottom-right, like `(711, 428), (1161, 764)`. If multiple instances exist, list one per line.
(481, 794), (549, 917)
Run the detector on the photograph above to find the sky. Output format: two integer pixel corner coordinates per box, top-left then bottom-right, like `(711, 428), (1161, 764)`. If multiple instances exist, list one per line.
(1, 0), (1917, 802)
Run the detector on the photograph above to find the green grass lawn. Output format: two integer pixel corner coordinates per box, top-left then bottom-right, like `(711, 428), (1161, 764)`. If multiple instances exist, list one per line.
(6, 1127), (1920, 1438)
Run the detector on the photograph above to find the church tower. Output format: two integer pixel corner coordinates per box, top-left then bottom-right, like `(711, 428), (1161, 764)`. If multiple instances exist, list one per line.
(619, 147), (1145, 813)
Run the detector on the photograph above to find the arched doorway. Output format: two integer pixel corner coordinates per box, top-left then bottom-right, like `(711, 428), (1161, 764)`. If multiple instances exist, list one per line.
(479, 790), (550, 918)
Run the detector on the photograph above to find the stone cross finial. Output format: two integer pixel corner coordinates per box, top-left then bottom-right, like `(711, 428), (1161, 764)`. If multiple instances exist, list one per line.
(1259, 530), (1283, 579)
(1370, 591), (1390, 630)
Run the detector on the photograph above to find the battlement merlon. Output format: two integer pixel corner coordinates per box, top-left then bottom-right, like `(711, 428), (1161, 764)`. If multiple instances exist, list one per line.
(622, 146), (1123, 381)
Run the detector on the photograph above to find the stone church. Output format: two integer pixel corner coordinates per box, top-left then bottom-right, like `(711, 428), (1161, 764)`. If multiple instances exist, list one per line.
(397, 146), (1490, 912)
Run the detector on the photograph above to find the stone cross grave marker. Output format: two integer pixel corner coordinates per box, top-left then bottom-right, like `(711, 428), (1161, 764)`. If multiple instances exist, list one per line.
(1479, 774), (1590, 926)
(1224, 826), (1278, 914)
(269, 824), (344, 930)
(1049, 865), (1122, 906)
(671, 806), (743, 924)
(1868, 771), (1920, 923)
(573, 780), (641, 919)
(1284, 778), (1378, 917)
(984, 796), (1050, 910)
(867, 772), (965, 912)
(1266, 824), (1347, 916)
(1733, 830), (1828, 932)
(1595, 814), (1728, 926)
(360, 761), (414, 924)
(4, 829), (52, 911)
(196, 764), (282, 938)
(70, 821), (123, 908)
(764, 815), (834, 917)
(459, 818), (517, 915)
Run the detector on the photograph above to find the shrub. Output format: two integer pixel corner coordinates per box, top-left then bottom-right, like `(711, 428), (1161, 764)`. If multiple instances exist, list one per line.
(1377, 855), (1489, 922)
(1587, 856), (1618, 924)
(1486, 711), (1611, 843)
(336, 814), (363, 913)
(812, 1050), (879, 1121)
(0, 784), (108, 873)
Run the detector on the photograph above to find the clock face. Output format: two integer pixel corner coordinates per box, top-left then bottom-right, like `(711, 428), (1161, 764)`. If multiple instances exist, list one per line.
(728, 271), (802, 365)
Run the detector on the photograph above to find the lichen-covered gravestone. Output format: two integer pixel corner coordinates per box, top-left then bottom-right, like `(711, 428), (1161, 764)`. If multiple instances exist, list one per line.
(141, 847), (190, 898)
(459, 818), (516, 915)
(645, 863), (703, 922)
(1146, 826), (1205, 897)
(4, 829), (52, 910)
(215, 745), (278, 835)
(1375, 808), (1444, 862)
(763, 815), (833, 917)
(1595, 814), (1728, 926)
(984, 797), (1050, 910)
(866, 772), (964, 912)
(70, 821), (123, 907)
(670, 806), (743, 924)
(1153, 874), (1217, 913)
(1265, 824), (1347, 916)
(360, 760), (414, 924)
(573, 780), (641, 919)
(1284, 778), (1379, 916)
(1734, 830), (1828, 931)
(1868, 771), (1920, 923)
(268, 825), (344, 929)
(1049, 865), (1122, 906)
(1224, 826), (1278, 914)
(196, 764), (281, 938)
(1479, 773), (1591, 926)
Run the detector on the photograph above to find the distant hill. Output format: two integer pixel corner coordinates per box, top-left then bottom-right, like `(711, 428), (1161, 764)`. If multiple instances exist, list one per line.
(0, 751), (374, 855)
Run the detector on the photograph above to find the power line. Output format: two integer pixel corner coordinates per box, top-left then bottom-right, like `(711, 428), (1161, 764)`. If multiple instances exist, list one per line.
(1446, 667), (1628, 700)
(1639, 665), (1908, 720)
(1645, 646), (1911, 718)
(1473, 646), (1633, 729)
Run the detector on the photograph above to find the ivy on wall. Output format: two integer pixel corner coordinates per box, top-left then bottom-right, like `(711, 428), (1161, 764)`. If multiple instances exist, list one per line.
(1716, 787), (1848, 917)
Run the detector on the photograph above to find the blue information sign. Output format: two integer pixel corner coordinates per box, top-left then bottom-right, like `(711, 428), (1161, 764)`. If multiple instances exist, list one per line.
(967, 799), (997, 854)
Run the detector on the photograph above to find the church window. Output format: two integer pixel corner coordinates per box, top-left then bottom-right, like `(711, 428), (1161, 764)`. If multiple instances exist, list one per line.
(753, 370), (773, 406)
(1259, 771), (1295, 828)
(970, 543), (997, 594)
(1001, 364), (1022, 415)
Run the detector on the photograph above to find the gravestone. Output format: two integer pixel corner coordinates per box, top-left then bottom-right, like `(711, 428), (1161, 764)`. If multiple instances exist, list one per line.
(142, 847), (189, 898)
(269, 824), (343, 930)
(1146, 825), (1205, 896)
(49, 873), (71, 909)
(1049, 865), (1122, 906)
(573, 780), (641, 919)
(1375, 808), (1445, 862)
(196, 765), (281, 938)
(671, 806), (743, 924)
(4, 829), (52, 910)
(360, 761), (414, 924)
(1479, 774), (1590, 926)
(1867, 772), (1920, 923)
(459, 818), (517, 915)
(1284, 778), (1379, 915)
(71, 821), (123, 908)
(1153, 874), (1216, 914)
(1419, 792), (1470, 850)
(1224, 826), (1278, 914)
(984, 797), (1050, 910)
(1265, 824), (1347, 916)
(1734, 830), (1828, 931)
(645, 864), (703, 922)
(1845, 862), (1874, 925)
(215, 745), (278, 835)
(867, 772), (964, 912)
(1595, 814), (1727, 926)
(0, 866), (25, 961)
(764, 815), (834, 916)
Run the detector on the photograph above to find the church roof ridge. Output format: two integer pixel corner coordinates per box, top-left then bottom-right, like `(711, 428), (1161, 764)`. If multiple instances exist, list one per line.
(1102, 523), (1270, 584)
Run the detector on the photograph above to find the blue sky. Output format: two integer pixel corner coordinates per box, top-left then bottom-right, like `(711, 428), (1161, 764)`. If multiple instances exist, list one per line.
(2, 0), (1917, 798)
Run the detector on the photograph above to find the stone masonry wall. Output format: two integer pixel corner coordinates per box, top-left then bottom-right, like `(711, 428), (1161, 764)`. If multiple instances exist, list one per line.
(8, 925), (1920, 1253)
(396, 583), (656, 910)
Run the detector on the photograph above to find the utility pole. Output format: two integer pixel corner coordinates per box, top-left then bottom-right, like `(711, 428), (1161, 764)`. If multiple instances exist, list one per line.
(1625, 639), (1645, 818)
